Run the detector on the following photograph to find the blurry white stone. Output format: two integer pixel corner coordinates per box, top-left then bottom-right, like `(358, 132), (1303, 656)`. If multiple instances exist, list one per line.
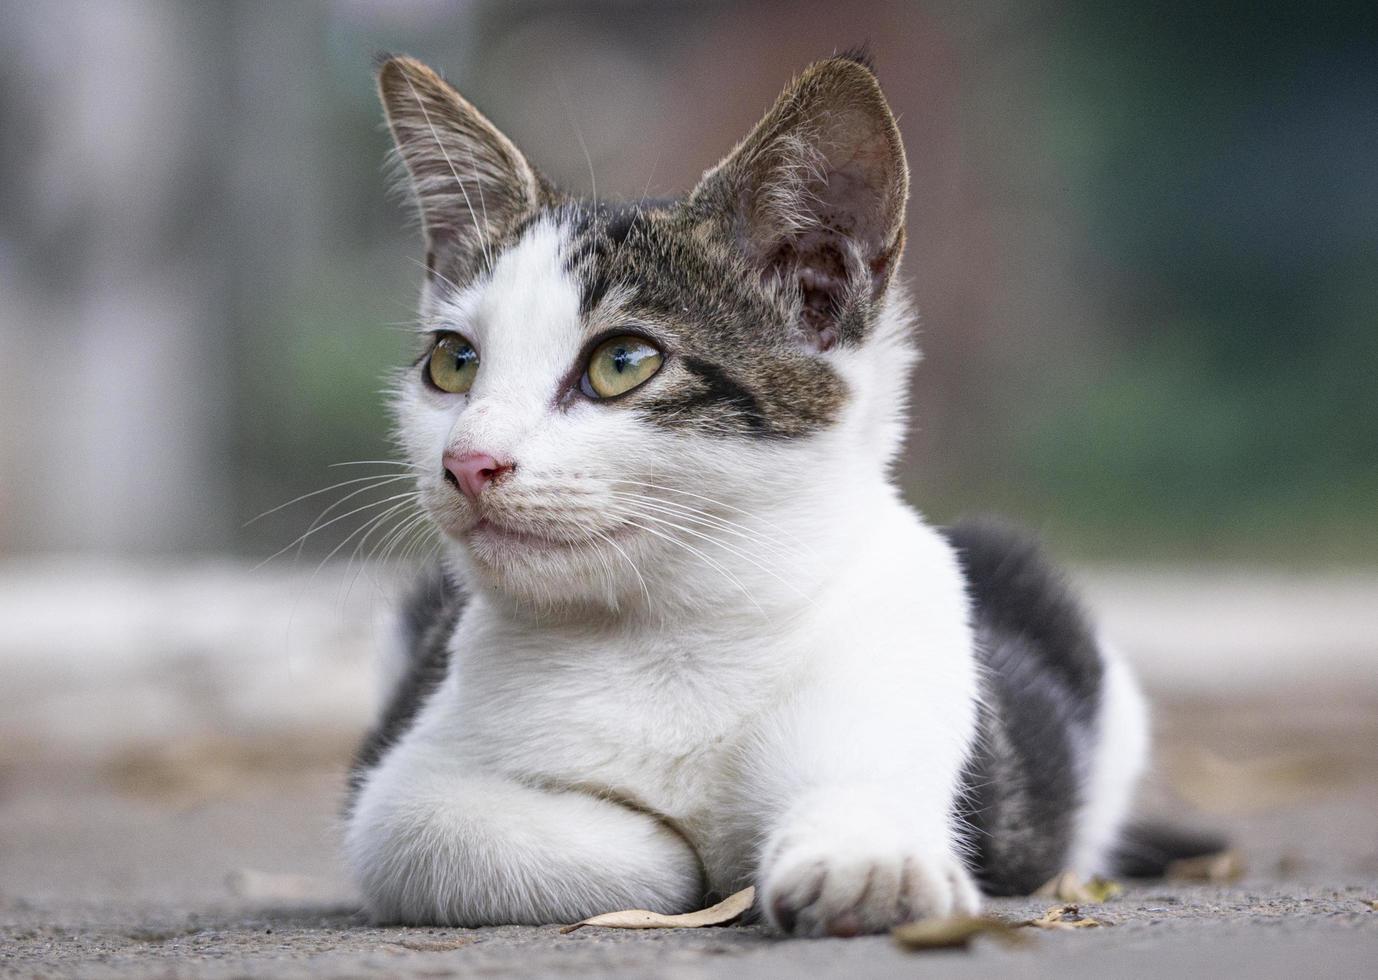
(2, 559), (1376, 760)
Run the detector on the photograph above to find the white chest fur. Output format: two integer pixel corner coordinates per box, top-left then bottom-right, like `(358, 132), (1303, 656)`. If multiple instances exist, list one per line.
(384, 495), (980, 888)
(448, 596), (812, 814)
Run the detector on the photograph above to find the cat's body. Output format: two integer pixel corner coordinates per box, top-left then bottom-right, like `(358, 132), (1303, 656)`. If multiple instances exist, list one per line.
(343, 53), (1181, 935)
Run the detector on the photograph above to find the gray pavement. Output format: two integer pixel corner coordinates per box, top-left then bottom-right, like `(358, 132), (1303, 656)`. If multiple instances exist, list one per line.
(3, 694), (1377, 978)
(2, 563), (1377, 977)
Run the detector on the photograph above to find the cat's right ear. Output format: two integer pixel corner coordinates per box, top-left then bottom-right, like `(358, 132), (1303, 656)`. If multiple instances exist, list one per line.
(376, 55), (545, 284)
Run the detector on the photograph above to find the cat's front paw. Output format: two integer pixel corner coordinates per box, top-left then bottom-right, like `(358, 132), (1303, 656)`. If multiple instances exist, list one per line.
(762, 845), (979, 937)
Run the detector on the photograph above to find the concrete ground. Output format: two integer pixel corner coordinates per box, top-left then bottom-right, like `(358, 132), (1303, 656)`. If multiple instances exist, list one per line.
(2, 564), (1377, 977)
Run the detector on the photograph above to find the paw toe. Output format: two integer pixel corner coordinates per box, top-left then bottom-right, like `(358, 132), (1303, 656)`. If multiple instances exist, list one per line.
(766, 849), (978, 937)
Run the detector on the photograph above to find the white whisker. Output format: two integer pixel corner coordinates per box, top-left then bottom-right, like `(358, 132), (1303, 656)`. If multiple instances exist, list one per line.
(609, 504), (806, 601)
(586, 525), (653, 613)
(294, 476), (420, 562)
(340, 506), (416, 600)
(408, 255), (464, 297)
(245, 473), (414, 527)
(640, 146), (662, 201)
(612, 479), (818, 560)
(572, 525), (621, 610)
(555, 73), (597, 208)
(607, 490), (809, 565)
(255, 491), (421, 570)
(345, 500), (423, 584)
(328, 460), (421, 470)
(384, 511), (437, 569)
(317, 498), (418, 586)
(614, 516), (764, 618)
(343, 506), (434, 599)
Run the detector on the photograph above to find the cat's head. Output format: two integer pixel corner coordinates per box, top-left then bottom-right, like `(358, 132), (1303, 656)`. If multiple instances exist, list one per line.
(379, 54), (917, 613)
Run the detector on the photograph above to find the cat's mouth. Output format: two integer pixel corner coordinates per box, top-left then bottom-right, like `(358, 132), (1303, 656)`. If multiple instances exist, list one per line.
(465, 516), (616, 555)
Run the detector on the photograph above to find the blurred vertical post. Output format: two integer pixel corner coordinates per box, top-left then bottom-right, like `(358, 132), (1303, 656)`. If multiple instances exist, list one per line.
(0, 1), (237, 553)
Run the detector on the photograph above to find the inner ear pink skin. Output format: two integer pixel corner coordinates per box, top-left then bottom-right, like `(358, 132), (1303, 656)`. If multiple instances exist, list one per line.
(443, 451), (514, 502)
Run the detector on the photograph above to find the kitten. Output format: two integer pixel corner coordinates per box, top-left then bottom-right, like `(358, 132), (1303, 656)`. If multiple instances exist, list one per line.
(344, 53), (1205, 935)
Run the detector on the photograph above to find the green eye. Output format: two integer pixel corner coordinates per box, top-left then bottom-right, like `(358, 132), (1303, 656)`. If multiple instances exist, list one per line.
(427, 332), (478, 393)
(584, 335), (664, 399)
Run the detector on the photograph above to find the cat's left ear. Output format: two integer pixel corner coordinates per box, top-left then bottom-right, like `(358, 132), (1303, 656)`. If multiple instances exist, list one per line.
(690, 57), (908, 350)
(377, 55), (546, 284)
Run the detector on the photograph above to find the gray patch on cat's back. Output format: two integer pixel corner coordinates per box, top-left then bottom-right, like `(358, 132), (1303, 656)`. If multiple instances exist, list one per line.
(944, 518), (1105, 895)
(345, 567), (465, 813)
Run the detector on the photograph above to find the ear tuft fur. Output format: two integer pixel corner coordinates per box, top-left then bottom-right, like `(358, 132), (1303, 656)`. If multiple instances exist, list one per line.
(835, 43), (877, 74)
(376, 55), (546, 285)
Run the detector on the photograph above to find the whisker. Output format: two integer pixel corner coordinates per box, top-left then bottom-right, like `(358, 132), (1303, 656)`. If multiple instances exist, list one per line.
(379, 510), (435, 570)
(572, 525), (621, 610)
(555, 72), (597, 208)
(607, 491), (809, 564)
(609, 490), (814, 569)
(254, 491), (420, 570)
(245, 473), (414, 527)
(586, 525), (653, 612)
(417, 534), (444, 569)
(612, 479), (818, 560)
(397, 523), (440, 570)
(614, 516), (764, 617)
(609, 505), (806, 601)
(461, 139), (494, 270)
(344, 499), (423, 586)
(317, 498), (418, 584)
(340, 506), (417, 601)
(347, 504), (436, 599)
(640, 146), (663, 201)
(294, 476), (420, 562)
(371, 509), (422, 564)
(407, 255), (464, 297)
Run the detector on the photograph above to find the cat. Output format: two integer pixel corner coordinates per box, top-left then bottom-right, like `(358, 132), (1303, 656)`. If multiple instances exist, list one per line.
(343, 52), (1211, 936)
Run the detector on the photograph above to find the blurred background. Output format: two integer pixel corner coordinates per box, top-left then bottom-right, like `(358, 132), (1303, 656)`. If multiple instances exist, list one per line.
(3, 0), (1376, 562)
(1, 0), (1376, 926)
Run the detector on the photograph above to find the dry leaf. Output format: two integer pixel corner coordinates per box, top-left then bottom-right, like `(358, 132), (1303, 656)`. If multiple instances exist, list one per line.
(1366, 900), (1377, 911)
(1022, 904), (1106, 930)
(559, 886), (754, 934)
(1166, 850), (1245, 883)
(1034, 871), (1122, 903)
(893, 916), (1026, 950)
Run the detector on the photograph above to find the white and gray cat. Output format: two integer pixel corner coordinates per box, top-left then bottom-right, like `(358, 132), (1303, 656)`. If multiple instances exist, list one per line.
(344, 53), (1214, 936)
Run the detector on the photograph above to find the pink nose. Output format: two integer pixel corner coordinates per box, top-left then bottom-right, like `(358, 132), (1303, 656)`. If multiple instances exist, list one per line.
(443, 451), (513, 502)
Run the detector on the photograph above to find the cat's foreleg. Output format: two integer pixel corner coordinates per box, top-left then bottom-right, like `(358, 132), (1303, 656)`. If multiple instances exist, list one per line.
(751, 625), (982, 936)
(346, 746), (703, 925)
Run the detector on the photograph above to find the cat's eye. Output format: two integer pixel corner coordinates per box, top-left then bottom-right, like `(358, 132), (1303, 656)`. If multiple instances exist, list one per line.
(583, 335), (664, 399)
(427, 332), (479, 393)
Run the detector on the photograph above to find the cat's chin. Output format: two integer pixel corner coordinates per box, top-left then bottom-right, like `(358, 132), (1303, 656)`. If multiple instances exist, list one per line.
(450, 519), (643, 610)
(467, 518), (587, 554)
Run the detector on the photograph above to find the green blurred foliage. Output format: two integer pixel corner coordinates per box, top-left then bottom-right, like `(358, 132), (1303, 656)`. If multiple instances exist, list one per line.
(215, 1), (1376, 564)
(962, 2), (1378, 562)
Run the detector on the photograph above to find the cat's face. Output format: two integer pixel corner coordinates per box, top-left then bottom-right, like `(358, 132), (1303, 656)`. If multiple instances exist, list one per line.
(379, 55), (915, 611)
